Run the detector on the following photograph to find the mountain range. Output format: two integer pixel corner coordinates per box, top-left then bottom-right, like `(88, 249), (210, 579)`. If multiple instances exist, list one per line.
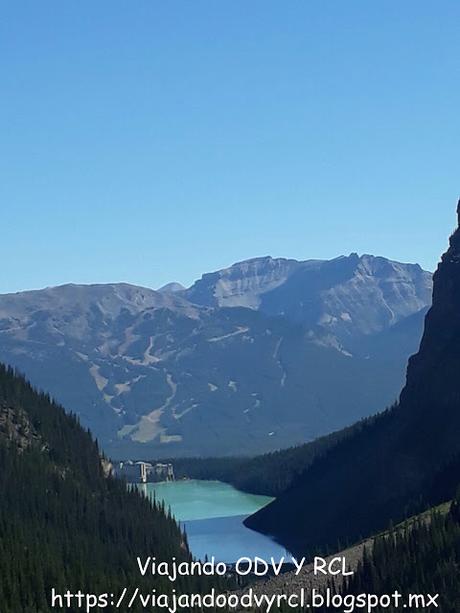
(0, 253), (432, 457)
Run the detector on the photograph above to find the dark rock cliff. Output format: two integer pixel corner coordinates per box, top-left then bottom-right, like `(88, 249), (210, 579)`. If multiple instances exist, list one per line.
(401, 201), (460, 414)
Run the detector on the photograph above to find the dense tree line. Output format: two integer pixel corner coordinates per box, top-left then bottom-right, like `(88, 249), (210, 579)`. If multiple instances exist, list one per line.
(334, 492), (460, 612)
(271, 496), (460, 613)
(0, 364), (227, 612)
(155, 419), (370, 497)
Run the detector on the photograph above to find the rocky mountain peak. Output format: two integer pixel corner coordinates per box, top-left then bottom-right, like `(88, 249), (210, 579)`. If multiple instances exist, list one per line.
(158, 282), (186, 294)
(185, 256), (302, 308)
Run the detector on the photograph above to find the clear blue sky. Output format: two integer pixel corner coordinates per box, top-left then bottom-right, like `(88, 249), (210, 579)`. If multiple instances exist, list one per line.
(1, 1), (459, 293)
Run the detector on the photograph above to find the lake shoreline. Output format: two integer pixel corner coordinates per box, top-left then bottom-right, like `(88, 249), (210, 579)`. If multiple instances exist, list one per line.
(136, 479), (289, 563)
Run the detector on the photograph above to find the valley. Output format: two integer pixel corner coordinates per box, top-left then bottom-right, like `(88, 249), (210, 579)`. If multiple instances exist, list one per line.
(3, 4), (459, 609)
(3, 208), (460, 611)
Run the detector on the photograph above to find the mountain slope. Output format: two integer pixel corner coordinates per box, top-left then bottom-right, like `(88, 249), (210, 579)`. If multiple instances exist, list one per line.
(338, 498), (460, 613)
(0, 255), (431, 457)
(245, 201), (460, 555)
(0, 363), (222, 612)
(185, 256), (303, 308)
(186, 253), (432, 341)
(163, 419), (373, 496)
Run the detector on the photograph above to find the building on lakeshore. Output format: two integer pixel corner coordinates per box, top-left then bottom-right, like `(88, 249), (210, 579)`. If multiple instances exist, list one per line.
(116, 460), (175, 483)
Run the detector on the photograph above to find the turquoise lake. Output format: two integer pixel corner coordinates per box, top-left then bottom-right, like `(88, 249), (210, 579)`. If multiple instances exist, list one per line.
(137, 480), (290, 563)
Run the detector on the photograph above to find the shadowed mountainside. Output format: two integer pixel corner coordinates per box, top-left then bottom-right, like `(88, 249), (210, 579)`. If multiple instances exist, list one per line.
(0, 363), (227, 612)
(245, 201), (460, 556)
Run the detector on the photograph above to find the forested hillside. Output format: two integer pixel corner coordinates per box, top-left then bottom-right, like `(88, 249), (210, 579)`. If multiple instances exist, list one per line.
(163, 419), (369, 496)
(246, 200), (460, 556)
(0, 364), (223, 612)
(335, 494), (460, 612)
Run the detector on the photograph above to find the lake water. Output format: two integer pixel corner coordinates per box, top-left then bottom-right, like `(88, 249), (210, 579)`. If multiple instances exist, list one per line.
(137, 480), (290, 563)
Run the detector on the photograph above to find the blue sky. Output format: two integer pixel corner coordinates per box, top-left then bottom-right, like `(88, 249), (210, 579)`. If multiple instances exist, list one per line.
(1, 1), (459, 293)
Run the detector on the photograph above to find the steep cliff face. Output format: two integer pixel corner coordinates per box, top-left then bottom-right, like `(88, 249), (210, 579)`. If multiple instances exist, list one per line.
(185, 256), (302, 308)
(401, 201), (460, 413)
(245, 200), (460, 555)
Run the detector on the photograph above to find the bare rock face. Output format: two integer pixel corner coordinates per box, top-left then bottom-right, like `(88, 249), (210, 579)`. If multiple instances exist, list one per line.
(185, 256), (303, 309)
(0, 403), (42, 452)
(401, 200), (460, 415)
(186, 254), (432, 340)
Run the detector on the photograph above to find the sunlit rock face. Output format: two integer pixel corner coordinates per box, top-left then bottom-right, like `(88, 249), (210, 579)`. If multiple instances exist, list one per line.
(187, 253), (431, 338)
